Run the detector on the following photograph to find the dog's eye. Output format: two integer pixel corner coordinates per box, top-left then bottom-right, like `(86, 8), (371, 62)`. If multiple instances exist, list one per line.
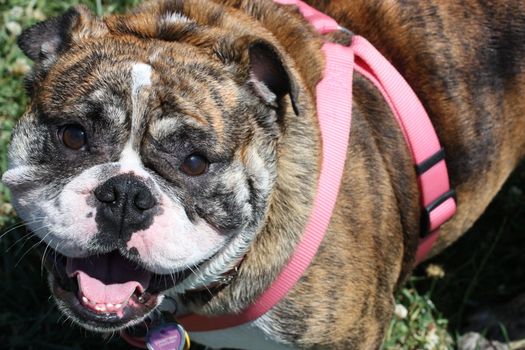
(60, 124), (87, 150)
(180, 154), (209, 176)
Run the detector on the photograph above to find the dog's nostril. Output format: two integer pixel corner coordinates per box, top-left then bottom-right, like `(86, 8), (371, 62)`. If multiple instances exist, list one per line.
(134, 190), (155, 211)
(94, 186), (117, 203)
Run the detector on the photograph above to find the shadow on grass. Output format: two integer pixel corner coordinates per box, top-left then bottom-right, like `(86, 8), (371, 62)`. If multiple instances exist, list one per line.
(415, 159), (525, 342)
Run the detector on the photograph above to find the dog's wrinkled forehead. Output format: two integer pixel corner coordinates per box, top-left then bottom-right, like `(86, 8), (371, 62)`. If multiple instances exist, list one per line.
(37, 39), (245, 154)
(17, 2), (301, 165)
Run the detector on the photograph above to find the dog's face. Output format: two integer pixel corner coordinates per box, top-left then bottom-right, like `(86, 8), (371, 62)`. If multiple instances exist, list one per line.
(2, 2), (299, 331)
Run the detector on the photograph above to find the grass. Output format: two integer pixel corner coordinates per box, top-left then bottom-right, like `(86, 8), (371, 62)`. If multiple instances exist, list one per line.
(0, 1), (524, 349)
(420, 162), (525, 344)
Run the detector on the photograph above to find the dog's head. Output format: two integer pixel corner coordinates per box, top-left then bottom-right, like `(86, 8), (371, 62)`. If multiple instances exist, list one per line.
(1, 1), (303, 331)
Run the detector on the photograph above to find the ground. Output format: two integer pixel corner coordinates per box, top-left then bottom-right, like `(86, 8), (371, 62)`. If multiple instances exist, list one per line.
(1, 1), (524, 349)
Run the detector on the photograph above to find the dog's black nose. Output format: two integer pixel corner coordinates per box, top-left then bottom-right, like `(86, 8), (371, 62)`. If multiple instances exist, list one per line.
(94, 174), (156, 240)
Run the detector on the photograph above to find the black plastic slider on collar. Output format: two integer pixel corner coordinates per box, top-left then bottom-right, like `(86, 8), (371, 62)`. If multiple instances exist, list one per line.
(415, 148), (446, 175)
(415, 148), (456, 238)
(420, 189), (456, 238)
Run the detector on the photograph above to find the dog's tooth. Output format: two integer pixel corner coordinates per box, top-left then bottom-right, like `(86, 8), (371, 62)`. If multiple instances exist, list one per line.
(82, 296), (89, 304)
(115, 303), (122, 309)
(106, 303), (114, 309)
(95, 304), (106, 312)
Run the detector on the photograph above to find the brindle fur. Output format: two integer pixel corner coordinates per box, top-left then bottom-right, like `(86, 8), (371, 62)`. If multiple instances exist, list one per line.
(9, 0), (525, 348)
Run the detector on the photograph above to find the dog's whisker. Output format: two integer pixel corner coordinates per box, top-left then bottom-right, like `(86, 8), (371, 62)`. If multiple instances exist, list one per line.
(13, 240), (45, 267)
(0, 217), (45, 241)
(5, 222), (53, 253)
(4, 230), (35, 252)
(186, 263), (213, 297)
(0, 223), (29, 241)
(13, 231), (53, 268)
(53, 241), (62, 272)
(2, 223), (52, 253)
(105, 331), (116, 343)
(169, 271), (177, 289)
(64, 315), (74, 327)
(58, 313), (68, 325)
(142, 319), (151, 333)
(41, 239), (52, 277)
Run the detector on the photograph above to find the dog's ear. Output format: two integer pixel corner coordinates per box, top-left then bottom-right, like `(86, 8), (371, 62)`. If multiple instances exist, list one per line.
(216, 36), (300, 116)
(17, 5), (105, 62)
(248, 40), (300, 115)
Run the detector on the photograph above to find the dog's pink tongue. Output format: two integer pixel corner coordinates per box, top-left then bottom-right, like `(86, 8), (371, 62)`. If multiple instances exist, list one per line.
(66, 252), (151, 305)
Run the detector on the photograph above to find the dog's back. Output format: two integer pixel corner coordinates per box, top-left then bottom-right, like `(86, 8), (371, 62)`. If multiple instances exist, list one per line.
(314, 0), (525, 251)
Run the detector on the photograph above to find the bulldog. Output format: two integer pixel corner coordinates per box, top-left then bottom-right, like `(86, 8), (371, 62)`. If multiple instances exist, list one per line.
(2, 0), (525, 349)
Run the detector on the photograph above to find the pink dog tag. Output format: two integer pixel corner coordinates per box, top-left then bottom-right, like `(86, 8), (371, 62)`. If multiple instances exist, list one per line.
(146, 323), (189, 350)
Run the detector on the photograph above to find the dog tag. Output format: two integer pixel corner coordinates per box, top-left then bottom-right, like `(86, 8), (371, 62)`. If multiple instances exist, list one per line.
(146, 323), (190, 350)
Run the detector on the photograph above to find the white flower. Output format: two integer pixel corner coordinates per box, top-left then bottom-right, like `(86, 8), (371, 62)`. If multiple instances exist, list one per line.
(425, 264), (445, 279)
(0, 203), (14, 216)
(32, 9), (47, 21)
(10, 58), (31, 76)
(24, 4), (46, 21)
(424, 326), (439, 350)
(394, 304), (408, 319)
(9, 6), (24, 20)
(5, 21), (22, 36)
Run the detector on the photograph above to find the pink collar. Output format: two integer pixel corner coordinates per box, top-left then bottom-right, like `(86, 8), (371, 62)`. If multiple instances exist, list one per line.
(177, 0), (457, 333)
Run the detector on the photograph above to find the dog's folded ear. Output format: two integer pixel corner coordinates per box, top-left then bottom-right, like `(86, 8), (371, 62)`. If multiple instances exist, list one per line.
(217, 36), (300, 116)
(17, 7), (79, 62)
(17, 5), (106, 63)
(248, 40), (300, 116)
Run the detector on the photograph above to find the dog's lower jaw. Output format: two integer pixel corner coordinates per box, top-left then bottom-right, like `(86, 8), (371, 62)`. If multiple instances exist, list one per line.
(48, 271), (163, 333)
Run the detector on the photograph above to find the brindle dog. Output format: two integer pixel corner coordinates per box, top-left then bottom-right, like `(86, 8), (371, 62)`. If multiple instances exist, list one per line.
(3, 0), (525, 349)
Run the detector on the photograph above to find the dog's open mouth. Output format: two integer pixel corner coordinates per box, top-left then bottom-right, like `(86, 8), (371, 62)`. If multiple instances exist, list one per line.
(45, 250), (189, 330)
